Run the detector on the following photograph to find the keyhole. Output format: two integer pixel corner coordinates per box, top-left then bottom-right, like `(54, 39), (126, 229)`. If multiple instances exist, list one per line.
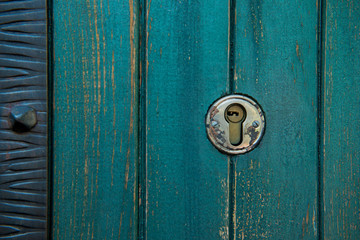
(225, 104), (246, 146)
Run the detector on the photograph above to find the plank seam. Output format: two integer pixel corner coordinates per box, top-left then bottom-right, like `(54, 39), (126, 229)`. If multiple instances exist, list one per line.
(46, 0), (53, 238)
(317, 0), (327, 239)
(228, 0), (237, 239)
(138, 0), (148, 239)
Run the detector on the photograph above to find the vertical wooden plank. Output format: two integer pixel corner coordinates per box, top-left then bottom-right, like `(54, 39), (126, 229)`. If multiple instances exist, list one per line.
(322, 1), (360, 239)
(234, 1), (319, 239)
(0, 1), (47, 239)
(143, 1), (230, 239)
(52, 1), (138, 239)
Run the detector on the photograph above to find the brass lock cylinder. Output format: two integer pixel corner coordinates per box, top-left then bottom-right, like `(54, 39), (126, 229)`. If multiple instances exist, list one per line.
(205, 94), (265, 155)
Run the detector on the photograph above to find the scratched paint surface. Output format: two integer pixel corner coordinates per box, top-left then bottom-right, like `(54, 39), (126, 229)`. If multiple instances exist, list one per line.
(52, 1), (138, 239)
(233, 0), (319, 239)
(50, 0), (360, 239)
(142, 1), (230, 239)
(322, 1), (360, 239)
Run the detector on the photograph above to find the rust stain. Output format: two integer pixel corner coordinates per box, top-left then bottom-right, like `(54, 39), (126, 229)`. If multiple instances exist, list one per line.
(306, 205), (309, 225)
(302, 204), (310, 237)
(145, 0), (151, 88)
(119, 211), (124, 238)
(124, 0), (136, 191)
(93, 0), (101, 113)
(111, 51), (116, 187)
(313, 202), (317, 234)
(100, 0), (106, 114)
(295, 41), (304, 70)
(95, 129), (100, 196)
(296, 41), (300, 57)
(131, 0), (139, 222)
(277, 190), (280, 209)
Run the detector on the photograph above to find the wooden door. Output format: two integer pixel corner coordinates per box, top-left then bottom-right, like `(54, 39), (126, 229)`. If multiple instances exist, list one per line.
(1, 0), (359, 240)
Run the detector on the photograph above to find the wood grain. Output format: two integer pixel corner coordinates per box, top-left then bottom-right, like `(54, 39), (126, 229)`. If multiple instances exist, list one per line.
(52, 1), (138, 239)
(49, 1), (360, 239)
(142, 1), (230, 239)
(322, 1), (360, 239)
(234, 1), (319, 239)
(0, 0), (47, 239)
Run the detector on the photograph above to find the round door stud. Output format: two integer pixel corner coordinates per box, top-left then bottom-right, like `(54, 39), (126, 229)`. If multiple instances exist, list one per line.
(205, 94), (265, 155)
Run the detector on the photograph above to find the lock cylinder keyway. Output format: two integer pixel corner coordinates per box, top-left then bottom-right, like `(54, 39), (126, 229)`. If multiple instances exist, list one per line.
(205, 94), (265, 155)
(225, 104), (246, 146)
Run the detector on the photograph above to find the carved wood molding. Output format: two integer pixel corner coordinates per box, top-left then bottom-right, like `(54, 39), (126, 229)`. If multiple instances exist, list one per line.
(0, 0), (47, 239)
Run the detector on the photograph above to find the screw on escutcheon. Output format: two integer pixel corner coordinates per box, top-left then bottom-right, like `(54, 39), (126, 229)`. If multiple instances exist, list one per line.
(9, 106), (37, 132)
(252, 120), (260, 128)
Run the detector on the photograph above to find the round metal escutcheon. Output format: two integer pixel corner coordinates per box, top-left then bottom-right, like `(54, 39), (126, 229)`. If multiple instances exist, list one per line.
(205, 94), (265, 155)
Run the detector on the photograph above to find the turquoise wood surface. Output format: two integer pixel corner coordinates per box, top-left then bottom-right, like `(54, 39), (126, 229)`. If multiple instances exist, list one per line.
(142, 1), (230, 239)
(50, 0), (360, 239)
(233, 1), (319, 239)
(322, 1), (360, 239)
(52, 1), (138, 239)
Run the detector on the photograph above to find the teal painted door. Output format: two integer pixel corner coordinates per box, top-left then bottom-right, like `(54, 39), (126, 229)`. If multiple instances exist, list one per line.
(51, 1), (360, 239)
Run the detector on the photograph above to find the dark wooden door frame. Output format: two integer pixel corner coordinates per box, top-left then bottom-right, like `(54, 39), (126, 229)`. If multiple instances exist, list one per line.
(0, 1), (48, 239)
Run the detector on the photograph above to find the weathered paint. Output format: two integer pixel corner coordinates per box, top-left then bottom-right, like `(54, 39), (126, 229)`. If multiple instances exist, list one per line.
(50, 0), (360, 239)
(142, 1), (230, 239)
(52, 1), (138, 239)
(233, 0), (319, 239)
(322, 0), (360, 239)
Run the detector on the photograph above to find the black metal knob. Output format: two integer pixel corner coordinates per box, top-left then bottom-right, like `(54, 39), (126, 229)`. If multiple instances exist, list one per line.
(9, 106), (37, 132)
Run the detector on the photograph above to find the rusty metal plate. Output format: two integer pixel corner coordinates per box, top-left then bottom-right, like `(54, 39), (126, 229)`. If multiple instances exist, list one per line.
(206, 94), (265, 155)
